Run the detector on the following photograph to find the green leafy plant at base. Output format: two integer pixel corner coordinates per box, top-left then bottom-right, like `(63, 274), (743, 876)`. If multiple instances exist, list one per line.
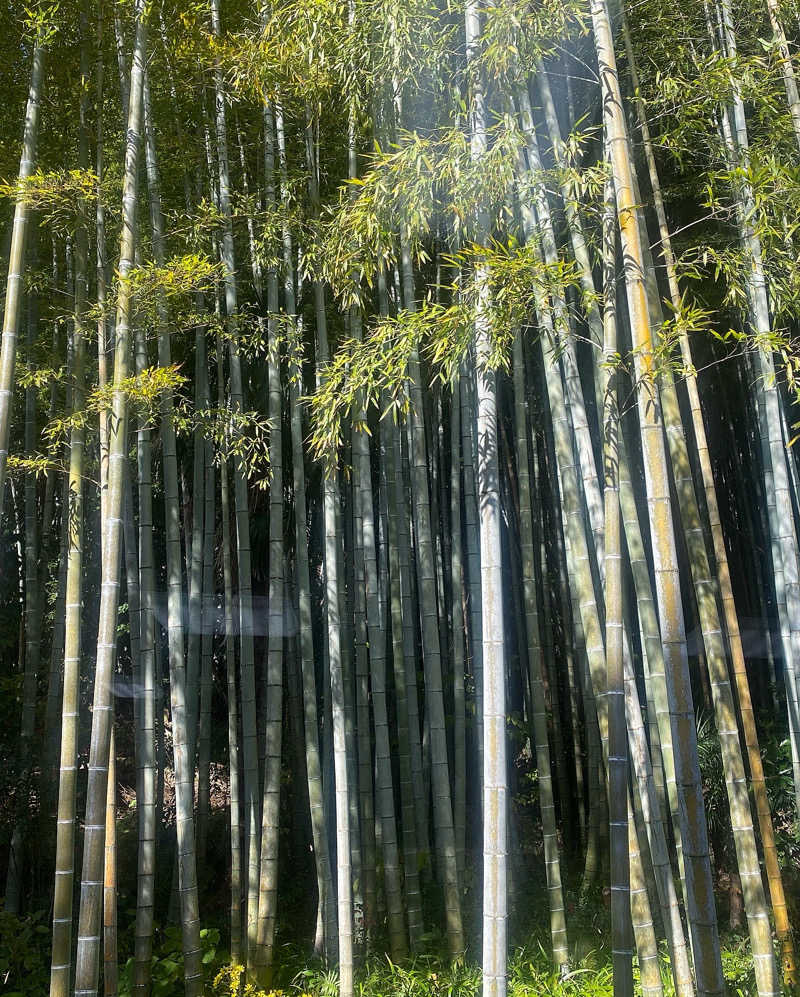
(720, 934), (758, 997)
(757, 725), (800, 869)
(509, 945), (611, 997)
(0, 908), (49, 996)
(118, 924), (221, 997)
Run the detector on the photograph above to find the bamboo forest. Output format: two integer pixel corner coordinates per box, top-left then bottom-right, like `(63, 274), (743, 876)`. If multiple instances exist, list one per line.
(8, 0), (800, 995)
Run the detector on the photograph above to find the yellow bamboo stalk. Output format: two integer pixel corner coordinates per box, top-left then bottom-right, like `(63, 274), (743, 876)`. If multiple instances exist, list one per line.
(621, 13), (796, 983)
(589, 2), (724, 992)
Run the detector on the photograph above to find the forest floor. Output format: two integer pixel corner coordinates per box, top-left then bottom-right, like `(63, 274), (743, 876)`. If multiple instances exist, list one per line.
(0, 900), (775, 996)
(4, 742), (798, 997)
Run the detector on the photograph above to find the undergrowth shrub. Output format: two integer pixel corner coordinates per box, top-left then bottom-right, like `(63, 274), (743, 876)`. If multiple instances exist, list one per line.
(0, 908), (49, 995)
(118, 923), (221, 996)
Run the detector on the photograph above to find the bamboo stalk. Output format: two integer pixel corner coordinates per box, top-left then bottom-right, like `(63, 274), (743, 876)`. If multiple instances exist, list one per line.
(209, 0), (260, 967)
(0, 35), (45, 507)
(49, 22), (89, 986)
(590, 3), (725, 990)
(73, 5), (149, 991)
(142, 69), (203, 996)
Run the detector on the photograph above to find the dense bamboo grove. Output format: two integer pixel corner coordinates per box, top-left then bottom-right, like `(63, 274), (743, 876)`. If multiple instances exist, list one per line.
(4, 0), (800, 995)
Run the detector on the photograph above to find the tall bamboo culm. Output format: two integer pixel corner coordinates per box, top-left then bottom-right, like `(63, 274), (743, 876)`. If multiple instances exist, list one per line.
(209, 0), (261, 969)
(73, 4), (148, 992)
(49, 19), (89, 991)
(620, 10), (795, 982)
(590, 4), (725, 994)
(600, 160), (632, 997)
(0, 34), (45, 509)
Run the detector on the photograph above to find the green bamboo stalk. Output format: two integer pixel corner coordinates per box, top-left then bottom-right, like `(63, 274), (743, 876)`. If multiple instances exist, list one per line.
(460, 363), (483, 795)
(536, 67), (603, 359)
(185, 321), (206, 766)
(254, 99), (284, 978)
(450, 372), (467, 885)
(392, 413), (429, 873)
(618, 453), (672, 841)
(534, 435), (586, 850)
(217, 333), (243, 963)
(625, 640), (695, 997)
(103, 727), (118, 997)
(513, 328), (568, 969)
(132, 293), (156, 997)
(288, 338), (337, 957)
(344, 87), (376, 947)
(196, 378), (214, 866)
(765, 0), (800, 152)
(403, 238), (463, 965)
(537, 67), (672, 852)
(22, 267), (41, 771)
(318, 336), (353, 997)
(354, 365), (407, 960)
(5, 224), (42, 919)
(73, 5), (148, 991)
(383, 386), (424, 950)
(601, 164), (633, 997)
(336, 447), (364, 950)
(44, 470), (69, 798)
(0, 32), (45, 508)
(516, 83), (603, 560)
(306, 106), (353, 996)
(142, 69), (203, 996)
(48, 29), (89, 983)
(277, 105), (337, 958)
(628, 792), (664, 997)
(122, 469), (142, 802)
(209, 0), (260, 966)
(352, 457), (377, 946)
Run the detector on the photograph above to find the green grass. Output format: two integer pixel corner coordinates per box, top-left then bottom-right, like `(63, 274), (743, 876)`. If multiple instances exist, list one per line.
(209, 934), (772, 997)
